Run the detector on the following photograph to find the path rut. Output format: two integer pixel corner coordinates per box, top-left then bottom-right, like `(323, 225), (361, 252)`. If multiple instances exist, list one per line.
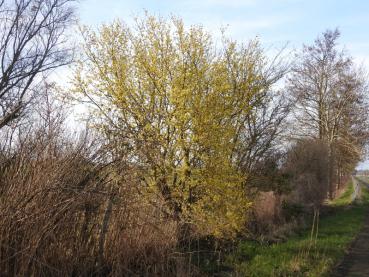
(331, 178), (369, 277)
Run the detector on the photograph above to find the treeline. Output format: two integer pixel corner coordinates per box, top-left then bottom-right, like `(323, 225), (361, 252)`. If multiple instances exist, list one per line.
(0, 1), (369, 276)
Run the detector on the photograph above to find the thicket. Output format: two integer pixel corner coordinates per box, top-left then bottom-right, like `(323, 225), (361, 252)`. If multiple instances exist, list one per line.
(0, 1), (368, 275)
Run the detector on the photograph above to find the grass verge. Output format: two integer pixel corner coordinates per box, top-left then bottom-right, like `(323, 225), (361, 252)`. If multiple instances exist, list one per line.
(210, 181), (369, 276)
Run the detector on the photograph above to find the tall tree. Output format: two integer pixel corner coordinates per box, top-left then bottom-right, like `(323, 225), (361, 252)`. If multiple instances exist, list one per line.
(0, 0), (75, 130)
(288, 29), (369, 198)
(73, 16), (285, 238)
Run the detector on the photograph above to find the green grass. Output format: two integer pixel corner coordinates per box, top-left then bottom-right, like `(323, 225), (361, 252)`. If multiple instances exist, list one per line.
(330, 180), (354, 206)
(217, 182), (369, 277)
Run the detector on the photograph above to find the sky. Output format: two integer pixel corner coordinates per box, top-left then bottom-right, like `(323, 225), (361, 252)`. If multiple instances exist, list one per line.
(76, 0), (369, 168)
(78, 0), (369, 64)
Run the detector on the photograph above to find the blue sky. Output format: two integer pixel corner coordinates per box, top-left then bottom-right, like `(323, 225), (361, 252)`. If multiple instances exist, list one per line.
(78, 0), (369, 64)
(77, 0), (369, 168)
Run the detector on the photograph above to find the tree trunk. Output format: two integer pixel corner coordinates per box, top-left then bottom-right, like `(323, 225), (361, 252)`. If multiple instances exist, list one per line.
(328, 144), (335, 199)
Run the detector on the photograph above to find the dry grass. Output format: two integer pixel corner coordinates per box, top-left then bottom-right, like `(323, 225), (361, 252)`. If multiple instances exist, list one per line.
(0, 124), (184, 276)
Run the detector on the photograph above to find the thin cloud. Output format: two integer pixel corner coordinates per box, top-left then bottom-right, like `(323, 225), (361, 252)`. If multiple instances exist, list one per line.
(197, 15), (296, 41)
(180, 0), (257, 8)
(182, 0), (302, 8)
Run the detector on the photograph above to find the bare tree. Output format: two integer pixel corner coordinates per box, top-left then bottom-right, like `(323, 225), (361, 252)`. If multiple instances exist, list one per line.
(222, 45), (290, 168)
(233, 51), (291, 192)
(0, 0), (75, 130)
(288, 29), (369, 198)
(235, 89), (290, 176)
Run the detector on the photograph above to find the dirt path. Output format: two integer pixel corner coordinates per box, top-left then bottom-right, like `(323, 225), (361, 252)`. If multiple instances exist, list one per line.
(351, 177), (361, 202)
(331, 178), (369, 277)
